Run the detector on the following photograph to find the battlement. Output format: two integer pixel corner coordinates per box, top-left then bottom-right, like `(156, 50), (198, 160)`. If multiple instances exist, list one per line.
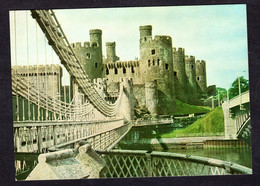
(106, 42), (116, 47)
(154, 35), (172, 43)
(196, 60), (206, 65)
(105, 60), (139, 69)
(185, 55), (195, 62)
(12, 64), (62, 75)
(71, 41), (92, 49)
(173, 47), (185, 54)
(89, 29), (102, 34)
(139, 25), (152, 31)
(93, 78), (107, 85)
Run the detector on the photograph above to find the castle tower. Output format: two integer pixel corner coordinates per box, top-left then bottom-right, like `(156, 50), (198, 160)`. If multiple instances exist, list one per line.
(145, 81), (158, 116)
(139, 25), (152, 42)
(196, 60), (207, 94)
(106, 42), (119, 62)
(71, 29), (103, 81)
(139, 25), (175, 114)
(172, 47), (188, 102)
(89, 29), (102, 50)
(185, 55), (199, 103)
(185, 55), (196, 88)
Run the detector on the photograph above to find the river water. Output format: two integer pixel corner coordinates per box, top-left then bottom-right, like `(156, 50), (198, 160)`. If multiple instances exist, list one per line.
(116, 125), (252, 168)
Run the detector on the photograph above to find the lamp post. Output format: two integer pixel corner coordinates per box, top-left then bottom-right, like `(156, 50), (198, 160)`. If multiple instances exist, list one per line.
(238, 71), (246, 110)
(217, 90), (220, 107)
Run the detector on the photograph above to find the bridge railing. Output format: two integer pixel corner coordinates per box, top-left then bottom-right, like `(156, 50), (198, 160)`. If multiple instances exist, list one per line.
(13, 118), (125, 153)
(134, 118), (173, 126)
(228, 90), (250, 109)
(96, 149), (252, 177)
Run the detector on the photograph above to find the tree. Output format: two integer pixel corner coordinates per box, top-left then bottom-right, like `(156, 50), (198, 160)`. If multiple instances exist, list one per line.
(228, 76), (249, 99)
(216, 87), (227, 101)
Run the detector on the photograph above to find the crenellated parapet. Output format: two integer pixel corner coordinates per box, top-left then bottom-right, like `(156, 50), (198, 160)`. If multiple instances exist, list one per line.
(12, 64), (62, 76)
(104, 60), (139, 69)
(12, 64), (62, 98)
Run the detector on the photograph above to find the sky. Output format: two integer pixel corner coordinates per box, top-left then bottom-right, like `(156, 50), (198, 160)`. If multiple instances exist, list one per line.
(9, 5), (248, 89)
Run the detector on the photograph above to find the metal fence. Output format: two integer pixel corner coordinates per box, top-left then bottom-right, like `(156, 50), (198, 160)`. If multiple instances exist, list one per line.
(96, 149), (252, 177)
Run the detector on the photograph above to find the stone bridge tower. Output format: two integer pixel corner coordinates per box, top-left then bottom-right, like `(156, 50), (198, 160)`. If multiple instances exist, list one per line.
(139, 25), (176, 114)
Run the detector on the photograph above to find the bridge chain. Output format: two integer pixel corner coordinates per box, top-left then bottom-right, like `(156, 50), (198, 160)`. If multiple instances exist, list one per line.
(30, 10), (123, 117)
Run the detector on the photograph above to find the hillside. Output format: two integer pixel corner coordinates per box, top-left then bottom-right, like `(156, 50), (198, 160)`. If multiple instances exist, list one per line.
(162, 107), (224, 138)
(174, 99), (211, 116)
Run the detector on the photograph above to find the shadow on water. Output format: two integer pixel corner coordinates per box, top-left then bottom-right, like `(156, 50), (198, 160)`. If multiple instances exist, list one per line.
(116, 125), (252, 168)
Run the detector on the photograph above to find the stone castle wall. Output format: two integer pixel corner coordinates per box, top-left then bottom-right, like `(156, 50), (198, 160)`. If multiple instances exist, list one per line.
(12, 64), (62, 98)
(16, 25), (213, 117)
(70, 25), (213, 115)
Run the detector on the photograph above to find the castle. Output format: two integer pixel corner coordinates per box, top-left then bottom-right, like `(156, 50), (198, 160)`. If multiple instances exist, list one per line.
(71, 25), (215, 116)
(12, 25), (215, 117)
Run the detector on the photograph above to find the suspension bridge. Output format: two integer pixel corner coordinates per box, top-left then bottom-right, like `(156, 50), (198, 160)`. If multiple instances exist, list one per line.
(11, 10), (251, 180)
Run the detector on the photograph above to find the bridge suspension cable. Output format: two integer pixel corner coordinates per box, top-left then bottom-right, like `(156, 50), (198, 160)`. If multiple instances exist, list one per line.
(12, 71), (101, 120)
(30, 10), (123, 117)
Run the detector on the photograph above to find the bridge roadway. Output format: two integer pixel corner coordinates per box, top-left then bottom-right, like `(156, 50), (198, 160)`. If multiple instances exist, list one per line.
(14, 118), (132, 153)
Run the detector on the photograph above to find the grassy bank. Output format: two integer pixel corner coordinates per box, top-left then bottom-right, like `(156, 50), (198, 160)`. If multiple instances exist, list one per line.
(162, 107), (224, 138)
(174, 99), (211, 116)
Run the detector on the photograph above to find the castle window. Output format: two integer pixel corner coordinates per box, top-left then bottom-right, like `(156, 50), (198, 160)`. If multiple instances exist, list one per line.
(151, 49), (155, 55)
(157, 59), (160, 66)
(86, 53), (91, 59)
(92, 42), (98, 48)
(165, 63), (169, 70)
(95, 63), (98, 68)
(123, 67), (126, 74)
(174, 71), (177, 77)
(144, 37), (147, 41)
(148, 60), (150, 67)
(131, 66), (135, 73)
(115, 68), (118, 74)
(153, 59), (155, 66)
(191, 65), (193, 69)
(197, 77), (200, 81)
(101, 67), (103, 71)
(203, 69), (205, 73)
(106, 68), (109, 75)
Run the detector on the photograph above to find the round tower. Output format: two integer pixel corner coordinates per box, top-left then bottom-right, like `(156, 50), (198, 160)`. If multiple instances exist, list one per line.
(173, 47), (186, 84)
(185, 55), (200, 104)
(106, 42), (119, 62)
(89, 29), (102, 49)
(139, 25), (152, 43)
(145, 81), (158, 116)
(172, 47), (188, 102)
(185, 55), (196, 88)
(196, 60), (207, 94)
(139, 25), (175, 114)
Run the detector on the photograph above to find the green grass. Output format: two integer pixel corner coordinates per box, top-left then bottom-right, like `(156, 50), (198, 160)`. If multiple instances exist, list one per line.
(173, 99), (211, 116)
(162, 107), (224, 138)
